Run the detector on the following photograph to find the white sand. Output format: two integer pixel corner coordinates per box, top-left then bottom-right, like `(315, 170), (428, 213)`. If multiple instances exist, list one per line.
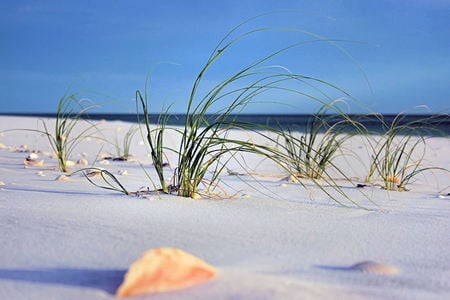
(0, 116), (449, 299)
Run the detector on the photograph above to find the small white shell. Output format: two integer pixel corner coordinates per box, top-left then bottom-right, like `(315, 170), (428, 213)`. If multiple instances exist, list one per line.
(28, 153), (39, 160)
(77, 158), (89, 166)
(118, 170), (128, 176)
(279, 183), (288, 188)
(349, 261), (400, 275)
(55, 174), (69, 181)
(65, 160), (75, 167)
(0, 181), (5, 186)
(36, 171), (45, 177)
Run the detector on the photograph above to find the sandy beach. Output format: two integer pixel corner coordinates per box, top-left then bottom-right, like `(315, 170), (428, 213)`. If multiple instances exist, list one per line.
(1, 115), (449, 299)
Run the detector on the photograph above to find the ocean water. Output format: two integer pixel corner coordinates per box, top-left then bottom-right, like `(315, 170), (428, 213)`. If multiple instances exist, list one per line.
(1, 113), (449, 136)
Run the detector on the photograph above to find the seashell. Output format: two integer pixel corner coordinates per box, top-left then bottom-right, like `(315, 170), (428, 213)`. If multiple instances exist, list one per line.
(349, 261), (400, 275)
(118, 170), (128, 176)
(0, 181), (5, 186)
(55, 174), (69, 181)
(116, 248), (217, 297)
(28, 153), (39, 160)
(77, 158), (89, 166)
(65, 160), (75, 167)
(36, 171), (45, 177)
(279, 183), (287, 188)
(24, 158), (44, 166)
(99, 159), (110, 165)
(0, 143), (8, 149)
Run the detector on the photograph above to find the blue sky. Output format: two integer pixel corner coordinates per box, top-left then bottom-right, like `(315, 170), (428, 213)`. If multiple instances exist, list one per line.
(1, 0), (449, 114)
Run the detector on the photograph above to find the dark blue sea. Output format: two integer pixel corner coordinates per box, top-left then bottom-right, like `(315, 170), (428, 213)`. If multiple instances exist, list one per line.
(1, 113), (449, 136)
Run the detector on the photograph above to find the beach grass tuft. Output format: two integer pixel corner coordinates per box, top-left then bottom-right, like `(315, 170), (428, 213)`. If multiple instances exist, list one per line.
(1, 92), (97, 173)
(135, 21), (358, 199)
(365, 113), (448, 191)
(42, 93), (98, 172)
(113, 124), (138, 161)
(278, 102), (356, 180)
(114, 17), (375, 205)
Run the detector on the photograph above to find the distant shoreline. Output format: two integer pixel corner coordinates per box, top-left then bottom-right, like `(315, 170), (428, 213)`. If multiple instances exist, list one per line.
(1, 112), (448, 135)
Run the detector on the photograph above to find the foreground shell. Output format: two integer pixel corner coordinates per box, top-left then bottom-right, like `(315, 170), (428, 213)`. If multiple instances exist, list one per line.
(349, 261), (400, 275)
(116, 248), (217, 297)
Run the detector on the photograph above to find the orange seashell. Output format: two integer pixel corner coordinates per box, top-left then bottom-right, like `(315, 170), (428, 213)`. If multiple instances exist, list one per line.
(116, 248), (217, 297)
(350, 261), (400, 275)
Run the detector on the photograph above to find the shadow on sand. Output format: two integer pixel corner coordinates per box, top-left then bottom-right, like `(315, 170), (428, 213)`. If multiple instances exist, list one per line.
(0, 267), (126, 294)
